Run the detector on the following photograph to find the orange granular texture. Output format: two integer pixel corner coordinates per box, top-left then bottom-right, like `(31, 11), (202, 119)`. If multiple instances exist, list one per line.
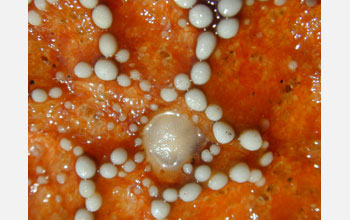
(28, 0), (320, 219)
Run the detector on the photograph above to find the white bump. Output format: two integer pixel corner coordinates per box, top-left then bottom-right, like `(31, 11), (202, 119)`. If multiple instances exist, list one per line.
(229, 162), (250, 183)
(189, 4), (213, 29)
(179, 183), (202, 202)
(288, 60), (298, 71)
(56, 173), (66, 184)
(117, 74), (131, 87)
(49, 87), (63, 99)
(60, 138), (73, 151)
(107, 122), (115, 131)
(112, 103), (121, 112)
(28, 10), (41, 26)
(163, 188), (178, 202)
(208, 172), (228, 190)
(248, 169), (262, 183)
(262, 140), (269, 149)
(185, 88), (207, 111)
(74, 208), (94, 220)
(130, 70), (141, 80)
(174, 73), (191, 91)
(140, 116), (148, 124)
(79, 0), (98, 9)
(255, 176), (266, 187)
(178, 18), (187, 28)
(196, 32), (217, 60)
(129, 123), (138, 133)
(56, 71), (65, 80)
(37, 176), (48, 184)
(115, 49), (130, 63)
(94, 59), (118, 81)
(246, 0), (255, 6)
(31, 88), (48, 103)
(118, 171), (127, 178)
(205, 104), (223, 121)
(209, 144), (221, 156)
(151, 200), (171, 220)
(174, 0), (196, 9)
(191, 61), (211, 85)
(34, 0), (47, 11)
(92, 5), (113, 29)
(99, 163), (117, 179)
(122, 160), (136, 173)
(194, 165), (211, 182)
(149, 185), (159, 197)
(259, 151), (273, 167)
(79, 180), (96, 198)
(85, 193), (102, 212)
(183, 163), (193, 174)
(218, 0), (243, 17)
(160, 88), (178, 102)
(150, 104), (159, 111)
(36, 166), (45, 174)
(74, 62), (93, 79)
(213, 121), (235, 144)
(75, 156), (97, 179)
(73, 146), (84, 156)
(201, 149), (213, 163)
(110, 148), (128, 165)
(135, 137), (143, 146)
(139, 80), (151, 92)
(238, 129), (262, 151)
(99, 33), (118, 58)
(306, 0), (317, 7)
(273, 0), (286, 6)
(134, 152), (145, 163)
(217, 18), (239, 39)
(142, 178), (151, 187)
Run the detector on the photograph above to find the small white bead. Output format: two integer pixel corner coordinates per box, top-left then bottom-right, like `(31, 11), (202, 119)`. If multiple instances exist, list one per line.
(94, 59), (118, 81)
(208, 172), (228, 190)
(55, 71), (65, 80)
(255, 176), (266, 187)
(135, 137), (143, 146)
(273, 0), (286, 6)
(79, 180), (96, 198)
(194, 165), (211, 182)
(99, 33), (118, 58)
(149, 185), (159, 197)
(140, 116), (148, 124)
(145, 165), (151, 172)
(174, 0), (196, 9)
(31, 88), (47, 103)
(183, 163), (193, 174)
(92, 5), (113, 29)
(79, 0), (98, 9)
(73, 146), (84, 156)
(49, 87), (63, 99)
(118, 171), (127, 178)
(229, 162), (250, 183)
(28, 10), (41, 26)
(212, 121), (235, 144)
(129, 123), (138, 133)
(115, 49), (130, 63)
(112, 103), (121, 112)
(196, 32), (217, 60)
(179, 183), (202, 202)
(288, 60), (298, 71)
(218, 0), (243, 17)
(60, 138), (72, 151)
(238, 129), (263, 151)
(134, 152), (145, 163)
(205, 104), (223, 121)
(151, 200), (171, 219)
(189, 4), (213, 29)
(174, 73), (191, 91)
(130, 70), (141, 80)
(34, 0), (47, 11)
(56, 173), (66, 184)
(75, 156), (96, 179)
(37, 176), (48, 184)
(259, 151), (273, 167)
(110, 148), (128, 165)
(248, 169), (262, 183)
(191, 61), (211, 85)
(209, 144), (221, 156)
(150, 104), (159, 111)
(262, 141), (269, 149)
(306, 0), (317, 7)
(36, 166), (45, 174)
(74, 208), (94, 220)
(217, 18), (239, 39)
(74, 62), (93, 79)
(122, 160), (136, 173)
(139, 80), (151, 92)
(162, 188), (178, 202)
(185, 88), (207, 111)
(201, 149), (213, 163)
(142, 178), (151, 187)
(117, 74), (131, 87)
(160, 88), (178, 102)
(99, 163), (117, 179)
(85, 193), (102, 212)
(107, 122), (114, 131)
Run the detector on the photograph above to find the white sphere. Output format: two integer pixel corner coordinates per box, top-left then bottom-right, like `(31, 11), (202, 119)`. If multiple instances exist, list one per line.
(117, 74), (131, 87)
(217, 18), (239, 39)
(74, 62), (93, 78)
(209, 144), (221, 156)
(99, 33), (118, 58)
(201, 149), (213, 162)
(212, 121), (235, 144)
(94, 59), (118, 81)
(183, 163), (193, 174)
(196, 32), (217, 60)
(160, 88), (178, 102)
(79, 0), (98, 9)
(174, 73), (191, 91)
(189, 4), (213, 29)
(92, 5), (113, 29)
(85, 193), (102, 212)
(194, 165), (211, 182)
(174, 0), (196, 9)
(75, 156), (96, 179)
(238, 129), (263, 151)
(218, 0), (243, 17)
(191, 61), (211, 85)
(48, 87), (63, 99)
(229, 162), (250, 183)
(74, 208), (94, 220)
(208, 172), (228, 190)
(163, 188), (178, 202)
(151, 200), (171, 219)
(28, 10), (41, 26)
(115, 49), (130, 63)
(31, 88), (47, 103)
(259, 151), (274, 167)
(185, 88), (207, 111)
(79, 180), (95, 198)
(248, 169), (262, 183)
(179, 183), (202, 202)
(99, 163), (117, 179)
(110, 148), (128, 165)
(122, 160), (136, 173)
(205, 104), (223, 121)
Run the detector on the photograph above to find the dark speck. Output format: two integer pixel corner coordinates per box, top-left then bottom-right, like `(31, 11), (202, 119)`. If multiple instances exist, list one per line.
(30, 80), (35, 85)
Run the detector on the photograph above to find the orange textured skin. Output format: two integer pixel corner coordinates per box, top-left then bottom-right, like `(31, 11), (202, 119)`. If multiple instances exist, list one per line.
(28, 0), (320, 220)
